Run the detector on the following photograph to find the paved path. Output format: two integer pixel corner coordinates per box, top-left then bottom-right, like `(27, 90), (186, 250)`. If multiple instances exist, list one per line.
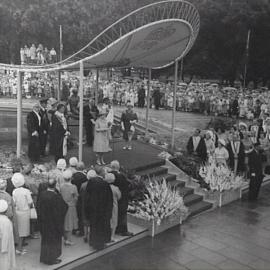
(74, 185), (270, 270)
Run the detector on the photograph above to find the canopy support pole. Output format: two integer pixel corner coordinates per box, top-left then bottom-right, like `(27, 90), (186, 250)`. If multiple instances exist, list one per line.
(58, 25), (63, 101)
(78, 61), (84, 162)
(171, 60), (178, 150)
(145, 68), (151, 136)
(17, 71), (22, 158)
(95, 68), (99, 106)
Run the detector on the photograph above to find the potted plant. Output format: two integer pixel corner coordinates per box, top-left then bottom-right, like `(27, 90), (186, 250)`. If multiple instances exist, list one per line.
(199, 162), (244, 207)
(128, 179), (188, 237)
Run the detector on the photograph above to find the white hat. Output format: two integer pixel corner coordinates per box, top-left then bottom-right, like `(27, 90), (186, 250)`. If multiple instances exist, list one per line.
(0, 200), (8, 213)
(63, 169), (73, 180)
(239, 122), (248, 130)
(69, 157), (78, 167)
(11, 173), (25, 188)
(110, 160), (120, 170)
(104, 173), (115, 184)
(87, 170), (97, 180)
(57, 159), (67, 170)
(218, 139), (226, 147)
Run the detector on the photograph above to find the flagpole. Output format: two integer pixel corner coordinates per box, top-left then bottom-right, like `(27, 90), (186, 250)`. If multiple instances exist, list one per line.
(171, 60), (178, 149)
(243, 29), (251, 89)
(58, 25), (63, 100)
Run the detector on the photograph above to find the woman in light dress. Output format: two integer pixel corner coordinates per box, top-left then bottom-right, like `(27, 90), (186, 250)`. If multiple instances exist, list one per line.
(204, 131), (215, 160)
(50, 158), (67, 190)
(214, 139), (229, 166)
(93, 109), (111, 165)
(104, 173), (121, 241)
(0, 200), (16, 270)
(60, 169), (78, 246)
(12, 173), (33, 255)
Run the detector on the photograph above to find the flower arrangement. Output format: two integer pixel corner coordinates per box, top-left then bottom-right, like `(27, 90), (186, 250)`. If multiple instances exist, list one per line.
(199, 162), (244, 192)
(129, 179), (188, 226)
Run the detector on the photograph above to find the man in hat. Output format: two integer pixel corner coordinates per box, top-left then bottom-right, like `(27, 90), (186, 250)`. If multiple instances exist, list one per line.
(37, 177), (68, 265)
(39, 98), (50, 157)
(248, 143), (264, 201)
(0, 199), (16, 270)
(83, 98), (99, 147)
(27, 103), (41, 162)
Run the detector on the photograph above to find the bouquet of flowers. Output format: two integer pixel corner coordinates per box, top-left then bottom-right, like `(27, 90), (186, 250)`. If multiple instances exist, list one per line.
(199, 162), (244, 192)
(130, 179), (188, 226)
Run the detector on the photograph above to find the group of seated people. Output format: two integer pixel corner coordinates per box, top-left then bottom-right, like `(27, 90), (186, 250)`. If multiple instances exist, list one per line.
(0, 158), (132, 268)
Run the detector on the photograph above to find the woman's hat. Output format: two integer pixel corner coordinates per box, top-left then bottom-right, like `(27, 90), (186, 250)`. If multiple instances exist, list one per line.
(104, 173), (115, 184)
(11, 173), (25, 188)
(0, 200), (8, 213)
(63, 169), (73, 180)
(69, 157), (78, 167)
(57, 159), (67, 170)
(239, 122), (248, 130)
(87, 170), (97, 180)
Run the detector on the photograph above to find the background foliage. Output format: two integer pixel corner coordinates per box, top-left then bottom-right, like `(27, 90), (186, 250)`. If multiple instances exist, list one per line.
(0, 0), (269, 86)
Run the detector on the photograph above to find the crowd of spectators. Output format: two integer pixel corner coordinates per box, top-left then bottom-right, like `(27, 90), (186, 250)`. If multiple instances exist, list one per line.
(0, 158), (132, 267)
(97, 80), (270, 120)
(20, 44), (57, 65)
(1, 68), (270, 122)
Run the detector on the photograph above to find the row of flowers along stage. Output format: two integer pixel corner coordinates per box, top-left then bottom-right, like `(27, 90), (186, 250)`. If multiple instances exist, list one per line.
(0, 134), (263, 270)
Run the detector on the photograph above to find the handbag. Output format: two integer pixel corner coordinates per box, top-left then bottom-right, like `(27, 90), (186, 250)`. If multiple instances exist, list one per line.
(30, 206), (37, 219)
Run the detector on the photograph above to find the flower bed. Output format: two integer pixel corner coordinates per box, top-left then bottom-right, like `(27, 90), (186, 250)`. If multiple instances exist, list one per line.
(205, 188), (242, 207)
(128, 179), (188, 237)
(199, 162), (244, 207)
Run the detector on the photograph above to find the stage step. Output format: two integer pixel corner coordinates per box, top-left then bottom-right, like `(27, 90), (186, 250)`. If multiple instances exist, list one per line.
(137, 166), (168, 178)
(184, 194), (203, 206)
(178, 186), (194, 197)
(188, 201), (213, 217)
(153, 173), (177, 183)
(167, 179), (186, 189)
(135, 160), (166, 172)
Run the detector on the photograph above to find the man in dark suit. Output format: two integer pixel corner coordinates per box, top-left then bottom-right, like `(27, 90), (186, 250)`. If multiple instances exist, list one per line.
(39, 98), (50, 156)
(187, 129), (207, 162)
(249, 119), (264, 144)
(248, 143), (264, 201)
(83, 98), (99, 146)
(227, 133), (245, 174)
(27, 104), (41, 162)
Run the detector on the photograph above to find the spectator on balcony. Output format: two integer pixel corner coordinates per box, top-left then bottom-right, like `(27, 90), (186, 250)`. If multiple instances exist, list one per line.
(30, 44), (36, 64)
(50, 48), (57, 63)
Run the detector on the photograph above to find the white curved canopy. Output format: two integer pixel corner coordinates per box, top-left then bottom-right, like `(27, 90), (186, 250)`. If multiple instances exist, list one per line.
(0, 0), (200, 72)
